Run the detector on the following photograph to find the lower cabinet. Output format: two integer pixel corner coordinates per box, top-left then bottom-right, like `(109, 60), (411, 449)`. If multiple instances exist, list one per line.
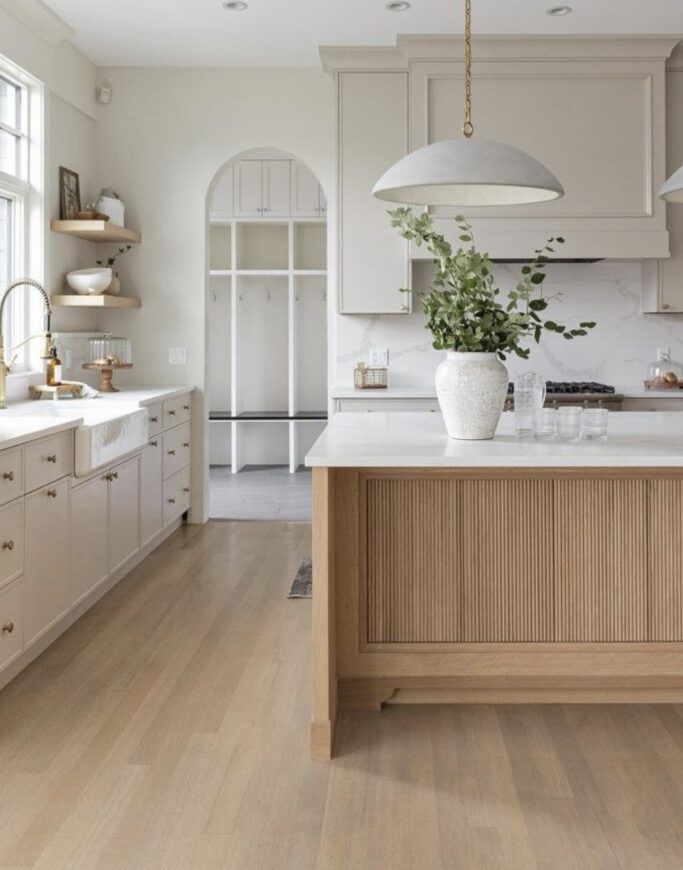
(141, 438), (163, 547)
(71, 474), (109, 605)
(163, 466), (190, 526)
(0, 577), (23, 671)
(24, 478), (71, 647)
(108, 455), (141, 574)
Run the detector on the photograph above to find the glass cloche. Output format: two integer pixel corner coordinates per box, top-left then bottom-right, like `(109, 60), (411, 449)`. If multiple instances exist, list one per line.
(647, 349), (683, 388)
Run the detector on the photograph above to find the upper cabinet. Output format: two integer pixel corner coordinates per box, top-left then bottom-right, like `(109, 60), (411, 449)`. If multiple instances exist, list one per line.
(211, 166), (234, 219)
(291, 162), (327, 217)
(234, 159), (267, 218)
(323, 37), (678, 312)
(215, 159), (324, 221)
(338, 71), (410, 314)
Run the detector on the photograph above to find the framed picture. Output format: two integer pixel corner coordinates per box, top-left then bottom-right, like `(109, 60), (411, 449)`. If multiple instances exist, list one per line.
(59, 167), (81, 220)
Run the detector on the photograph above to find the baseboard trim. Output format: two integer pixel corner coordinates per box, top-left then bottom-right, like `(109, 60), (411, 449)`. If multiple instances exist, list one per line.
(0, 519), (183, 693)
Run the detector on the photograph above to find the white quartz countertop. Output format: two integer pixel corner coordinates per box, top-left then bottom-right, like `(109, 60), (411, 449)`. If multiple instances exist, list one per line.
(305, 411), (683, 468)
(331, 385), (683, 400)
(0, 386), (194, 451)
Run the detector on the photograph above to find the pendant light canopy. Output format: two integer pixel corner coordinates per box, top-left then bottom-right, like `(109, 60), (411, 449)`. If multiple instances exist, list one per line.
(659, 166), (683, 203)
(373, 0), (564, 207)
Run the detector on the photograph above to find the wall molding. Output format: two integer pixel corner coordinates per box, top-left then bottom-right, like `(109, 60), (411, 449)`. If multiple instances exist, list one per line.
(0, 0), (73, 48)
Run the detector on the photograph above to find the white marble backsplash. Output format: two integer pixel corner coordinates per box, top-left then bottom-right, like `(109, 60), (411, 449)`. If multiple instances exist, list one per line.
(335, 261), (683, 388)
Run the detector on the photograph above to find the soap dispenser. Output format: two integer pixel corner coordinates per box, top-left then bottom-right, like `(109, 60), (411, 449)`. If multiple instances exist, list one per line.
(46, 346), (62, 387)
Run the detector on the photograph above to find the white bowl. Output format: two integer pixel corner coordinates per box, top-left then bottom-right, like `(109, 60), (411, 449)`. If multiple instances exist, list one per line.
(66, 267), (112, 296)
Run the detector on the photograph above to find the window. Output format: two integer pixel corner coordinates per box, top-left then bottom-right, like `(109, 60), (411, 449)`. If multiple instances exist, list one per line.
(0, 60), (43, 372)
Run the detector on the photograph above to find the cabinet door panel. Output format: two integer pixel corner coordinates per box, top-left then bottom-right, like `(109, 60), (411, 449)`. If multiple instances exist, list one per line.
(262, 160), (291, 216)
(24, 479), (71, 647)
(339, 72), (409, 313)
(71, 474), (108, 604)
(109, 456), (140, 574)
(291, 162), (321, 216)
(234, 160), (263, 217)
(211, 165), (234, 218)
(141, 439), (163, 547)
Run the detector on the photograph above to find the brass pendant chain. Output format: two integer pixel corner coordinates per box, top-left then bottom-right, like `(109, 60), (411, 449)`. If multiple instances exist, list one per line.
(462, 0), (474, 138)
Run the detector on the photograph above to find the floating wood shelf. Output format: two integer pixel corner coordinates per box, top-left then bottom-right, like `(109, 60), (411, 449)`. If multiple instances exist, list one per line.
(51, 294), (141, 308)
(51, 220), (141, 244)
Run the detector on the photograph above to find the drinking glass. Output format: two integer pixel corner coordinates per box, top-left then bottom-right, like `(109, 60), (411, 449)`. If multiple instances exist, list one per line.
(581, 407), (609, 440)
(514, 372), (546, 436)
(535, 408), (557, 439)
(557, 406), (582, 440)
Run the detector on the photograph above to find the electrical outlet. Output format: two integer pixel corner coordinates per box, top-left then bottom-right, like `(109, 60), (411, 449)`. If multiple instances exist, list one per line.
(169, 347), (186, 365)
(368, 347), (389, 367)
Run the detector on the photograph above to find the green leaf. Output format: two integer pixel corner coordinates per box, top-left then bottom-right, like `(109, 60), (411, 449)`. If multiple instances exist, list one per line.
(530, 273), (546, 285)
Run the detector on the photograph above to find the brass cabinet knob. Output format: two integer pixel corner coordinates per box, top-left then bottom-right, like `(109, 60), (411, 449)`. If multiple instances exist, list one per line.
(46, 454), (57, 463)
(168, 449), (176, 456)
(46, 488), (57, 498)
(149, 440), (158, 447)
(2, 471), (14, 481)
(168, 497), (176, 504)
(2, 622), (14, 634)
(112, 472), (118, 480)
(183, 404), (190, 411)
(2, 540), (14, 551)
(168, 410), (176, 416)
(150, 416), (159, 423)
(183, 487), (190, 493)
(183, 442), (190, 448)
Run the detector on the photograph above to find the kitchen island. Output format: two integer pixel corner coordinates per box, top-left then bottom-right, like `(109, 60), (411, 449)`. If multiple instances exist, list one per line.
(306, 411), (683, 759)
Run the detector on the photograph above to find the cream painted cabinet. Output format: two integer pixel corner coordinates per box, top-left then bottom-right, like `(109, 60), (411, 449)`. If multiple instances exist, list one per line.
(262, 160), (291, 216)
(210, 165), (234, 219)
(291, 162), (325, 217)
(234, 159), (291, 218)
(24, 479), (71, 647)
(141, 438), (163, 548)
(234, 160), (263, 217)
(108, 456), (140, 575)
(71, 474), (108, 605)
(338, 72), (410, 313)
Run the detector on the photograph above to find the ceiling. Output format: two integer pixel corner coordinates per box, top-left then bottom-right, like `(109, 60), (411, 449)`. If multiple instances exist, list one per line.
(41, 0), (683, 67)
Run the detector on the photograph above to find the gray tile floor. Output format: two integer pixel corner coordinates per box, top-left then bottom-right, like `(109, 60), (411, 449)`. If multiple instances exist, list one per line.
(209, 465), (312, 522)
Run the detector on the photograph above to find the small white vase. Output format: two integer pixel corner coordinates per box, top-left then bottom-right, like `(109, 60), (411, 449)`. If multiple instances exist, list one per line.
(435, 351), (508, 440)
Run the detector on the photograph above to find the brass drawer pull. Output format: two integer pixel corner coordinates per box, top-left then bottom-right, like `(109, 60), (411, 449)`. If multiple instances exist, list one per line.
(46, 454), (57, 463)
(105, 472), (119, 482)
(2, 471), (14, 481)
(183, 487), (190, 493)
(183, 404), (190, 411)
(2, 540), (14, 551)
(168, 449), (176, 456)
(183, 442), (190, 448)
(149, 440), (158, 447)
(168, 410), (176, 416)
(2, 622), (14, 634)
(150, 416), (159, 423)
(46, 488), (57, 498)
(168, 497), (176, 504)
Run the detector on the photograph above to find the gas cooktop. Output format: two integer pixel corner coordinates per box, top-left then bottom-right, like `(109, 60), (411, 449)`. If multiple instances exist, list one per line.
(508, 381), (616, 395)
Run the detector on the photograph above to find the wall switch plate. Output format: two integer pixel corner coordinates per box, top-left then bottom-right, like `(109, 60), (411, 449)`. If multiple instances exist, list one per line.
(369, 347), (389, 366)
(169, 347), (186, 365)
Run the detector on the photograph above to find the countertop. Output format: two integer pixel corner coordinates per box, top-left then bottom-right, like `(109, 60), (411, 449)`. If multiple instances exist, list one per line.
(0, 386), (194, 451)
(331, 385), (683, 400)
(305, 411), (683, 468)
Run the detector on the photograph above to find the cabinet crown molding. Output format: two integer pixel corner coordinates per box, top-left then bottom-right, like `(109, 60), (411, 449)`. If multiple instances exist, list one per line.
(321, 35), (681, 72)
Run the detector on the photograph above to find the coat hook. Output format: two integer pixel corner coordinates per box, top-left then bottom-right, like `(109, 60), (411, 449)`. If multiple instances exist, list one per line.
(266, 287), (271, 302)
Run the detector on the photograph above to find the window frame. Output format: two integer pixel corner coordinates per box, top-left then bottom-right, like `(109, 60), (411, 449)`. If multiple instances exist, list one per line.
(0, 58), (44, 375)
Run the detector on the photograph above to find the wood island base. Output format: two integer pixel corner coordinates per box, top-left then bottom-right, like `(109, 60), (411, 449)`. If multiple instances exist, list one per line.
(311, 466), (683, 760)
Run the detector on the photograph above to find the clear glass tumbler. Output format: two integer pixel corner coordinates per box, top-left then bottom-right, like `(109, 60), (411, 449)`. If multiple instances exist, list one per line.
(557, 405), (583, 440)
(581, 407), (609, 440)
(535, 407), (557, 439)
(514, 372), (546, 436)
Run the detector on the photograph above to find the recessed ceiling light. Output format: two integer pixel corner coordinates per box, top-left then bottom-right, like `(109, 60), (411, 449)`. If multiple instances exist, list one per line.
(547, 5), (572, 15)
(223, 1), (248, 9)
(386, 1), (411, 11)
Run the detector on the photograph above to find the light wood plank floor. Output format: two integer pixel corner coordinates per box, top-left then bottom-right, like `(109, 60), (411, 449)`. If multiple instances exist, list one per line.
(2, 521), (683, 869)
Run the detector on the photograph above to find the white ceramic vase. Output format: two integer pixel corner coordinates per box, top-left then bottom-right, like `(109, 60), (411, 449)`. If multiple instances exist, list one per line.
(435, 351), (508, 440)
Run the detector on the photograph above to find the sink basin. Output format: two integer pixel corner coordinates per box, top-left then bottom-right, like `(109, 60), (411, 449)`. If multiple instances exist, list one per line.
(13, 400), (149, 477)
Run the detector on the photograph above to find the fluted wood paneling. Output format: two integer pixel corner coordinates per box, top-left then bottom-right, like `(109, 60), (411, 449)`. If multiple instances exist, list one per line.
(366, 478), (463, 643)
(649, 479), (683, 641)
(462, 479), (554, 642)
(554, 479), (647, 642)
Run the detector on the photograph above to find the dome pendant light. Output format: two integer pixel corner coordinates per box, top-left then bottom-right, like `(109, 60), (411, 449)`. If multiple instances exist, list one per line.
(659, 166), (683, 203)
(373, 0), (565, 207)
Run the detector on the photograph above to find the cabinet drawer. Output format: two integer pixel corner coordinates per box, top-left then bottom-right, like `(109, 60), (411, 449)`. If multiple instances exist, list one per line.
(162, 422), (191, 480)
(162, 394), (192, 428)
(336, 399), (440, 413)
(147, 402), (163, 437)
(24, 431), (73, 493)
(0, 577), (23, 672)
(163, 466), (190, 526)
(0, 447), (23, 505)
(0, 500), (23, 591)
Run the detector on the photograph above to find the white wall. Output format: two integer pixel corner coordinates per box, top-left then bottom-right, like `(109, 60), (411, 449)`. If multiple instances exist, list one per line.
(95, 67), (335, 520)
